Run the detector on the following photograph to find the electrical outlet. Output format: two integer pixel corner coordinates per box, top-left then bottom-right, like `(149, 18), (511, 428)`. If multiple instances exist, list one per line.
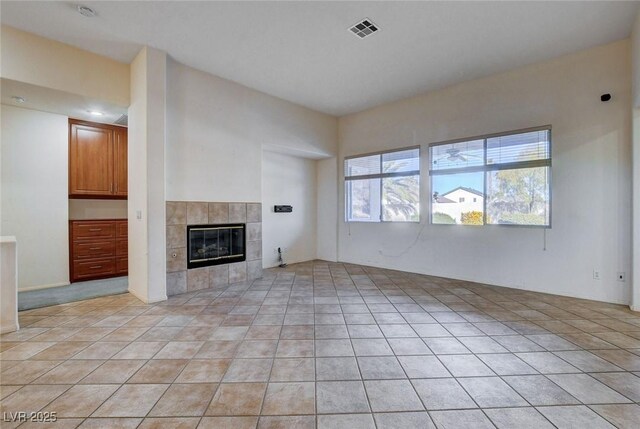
(593, 270), (601, 280)
(617, 272), (626, 282)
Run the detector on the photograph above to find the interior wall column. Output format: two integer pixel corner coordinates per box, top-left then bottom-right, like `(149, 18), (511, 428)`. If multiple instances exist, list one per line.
(633, 108), (640, 311)
(631, 11), (640, 311)
(128, 46), (167, 303)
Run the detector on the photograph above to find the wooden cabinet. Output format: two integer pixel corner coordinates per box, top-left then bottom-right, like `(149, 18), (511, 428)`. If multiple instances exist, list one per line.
(70, 219), (127, 282)
(115, 220), (128, 275)
(69, 119), (127, 199)
(114, 128), (128, 197)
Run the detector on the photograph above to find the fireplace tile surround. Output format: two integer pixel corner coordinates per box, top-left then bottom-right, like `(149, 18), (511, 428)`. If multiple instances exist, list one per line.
(166, 201), (262, 296)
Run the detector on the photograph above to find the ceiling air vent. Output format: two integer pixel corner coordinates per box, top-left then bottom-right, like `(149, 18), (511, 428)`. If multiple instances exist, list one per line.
(349, 18), (379, 39)
(114, 114), (128, 126)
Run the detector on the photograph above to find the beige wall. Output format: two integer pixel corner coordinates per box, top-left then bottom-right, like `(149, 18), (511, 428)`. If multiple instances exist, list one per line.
(338, 40), (632, 305)
(633, 107), (640, 311)
(632, 11), (640, 310)
(0, 238), (19, 333)
(1, 26), (129, 107)
(0, 105), (69, 290)
(127, 47), (167, 304)
(633, 12), (640, 107)
(69, 200), (128, 220)
(262, 151), (318, 267)
(164, 58), (338, 273)
(317, 157), (338, 262)
(165, 59), (337, 203)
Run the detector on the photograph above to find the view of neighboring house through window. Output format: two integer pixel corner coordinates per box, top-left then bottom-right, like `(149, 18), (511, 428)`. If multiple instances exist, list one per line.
(429, 127), (551, 226)
(345, 147), (420, 222)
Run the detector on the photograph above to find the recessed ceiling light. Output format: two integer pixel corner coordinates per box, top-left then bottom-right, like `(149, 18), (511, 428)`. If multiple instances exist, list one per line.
(11, 96), (26, 104)
(88, 110), (104, 116)
(349, 18), (379, 39)
(76, 4), (96, 17)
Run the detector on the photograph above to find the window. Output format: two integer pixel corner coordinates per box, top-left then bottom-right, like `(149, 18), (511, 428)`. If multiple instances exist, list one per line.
(345, 147), (420, 222)
(429, 127), (551, 226)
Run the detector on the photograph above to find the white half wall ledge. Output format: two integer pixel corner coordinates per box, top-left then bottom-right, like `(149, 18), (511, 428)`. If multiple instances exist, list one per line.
(1, 237), (20, 334)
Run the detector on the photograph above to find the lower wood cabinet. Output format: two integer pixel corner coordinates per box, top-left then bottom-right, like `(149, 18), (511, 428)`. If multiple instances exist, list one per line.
(70, 219), (127, 282)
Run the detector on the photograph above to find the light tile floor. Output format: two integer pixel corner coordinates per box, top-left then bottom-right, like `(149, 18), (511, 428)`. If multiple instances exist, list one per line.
(2, 260), (640, 428)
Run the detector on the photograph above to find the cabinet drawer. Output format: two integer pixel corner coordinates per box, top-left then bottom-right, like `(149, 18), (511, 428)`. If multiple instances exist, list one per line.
(73, 240), (115, 259)
(73, 258), (115, 279)
(72, 222), (115, 240)
(116, 239), (128, 257)
(116, 257), (128, 274)
(116, 220), (128, 238)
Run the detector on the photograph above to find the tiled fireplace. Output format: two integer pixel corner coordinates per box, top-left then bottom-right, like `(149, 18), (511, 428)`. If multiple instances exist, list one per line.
(166, 201), (262, 296)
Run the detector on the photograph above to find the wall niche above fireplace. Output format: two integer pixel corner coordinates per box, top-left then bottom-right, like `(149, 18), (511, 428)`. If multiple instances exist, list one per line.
(187, 223), (245, 269)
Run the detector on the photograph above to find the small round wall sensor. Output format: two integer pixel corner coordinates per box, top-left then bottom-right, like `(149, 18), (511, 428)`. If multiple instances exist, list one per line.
(77, 5), (96, 17)
(601, 93), (612, 102)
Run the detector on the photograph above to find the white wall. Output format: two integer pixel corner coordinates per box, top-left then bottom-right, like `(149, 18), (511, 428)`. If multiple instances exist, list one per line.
(632, 10), (640, 310)
(262, 151), (317, 268)
(1, 26), (130, 107)
(128, 49), (149, 302)
(165, 58), (338, 273)
(128, 47), (167, 304)
(165, 59), (337, 203)
(633, 107), (640, 310)
(0, 237), (19, 333)
(633, 12), (640, 107)
(0, 105), (69, 290)
(338, 40), (632, 305)
(317, 157), (338, 262)
(69, 200), (127, 220)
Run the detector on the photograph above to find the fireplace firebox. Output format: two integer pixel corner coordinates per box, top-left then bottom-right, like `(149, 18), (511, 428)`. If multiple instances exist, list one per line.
(187, 223), (246, 269)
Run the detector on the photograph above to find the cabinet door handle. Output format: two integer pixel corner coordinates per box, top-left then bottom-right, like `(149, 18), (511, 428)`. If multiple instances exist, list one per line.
(89, 247), (101, 250)
(89, 228), (102, 232)
(90, 265), (102, 269)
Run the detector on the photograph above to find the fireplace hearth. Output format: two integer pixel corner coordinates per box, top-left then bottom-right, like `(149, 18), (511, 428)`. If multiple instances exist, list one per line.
(187, 223), (246, 269)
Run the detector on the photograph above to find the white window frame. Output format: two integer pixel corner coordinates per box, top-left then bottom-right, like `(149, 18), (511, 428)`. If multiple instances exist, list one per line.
(345, 146), (421, 223)
(429, 125), (552, 228)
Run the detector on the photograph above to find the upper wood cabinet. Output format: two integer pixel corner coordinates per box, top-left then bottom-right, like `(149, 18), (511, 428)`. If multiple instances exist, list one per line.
(113, 128), (128, 197)
(69, 119), (127, 199)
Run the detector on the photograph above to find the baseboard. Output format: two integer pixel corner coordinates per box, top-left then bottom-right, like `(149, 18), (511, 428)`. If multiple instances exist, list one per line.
(0, 323), (20, 334)
(19, 281), (70, 292)
(148, 294), (168, 304)
(127, 287), (147, 303)
(128, 287), (167, 304)
(19, 277), (128, 310)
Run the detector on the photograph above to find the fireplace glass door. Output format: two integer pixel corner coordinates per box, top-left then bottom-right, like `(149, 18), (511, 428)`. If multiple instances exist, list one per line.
(187, 224), (245, 268)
